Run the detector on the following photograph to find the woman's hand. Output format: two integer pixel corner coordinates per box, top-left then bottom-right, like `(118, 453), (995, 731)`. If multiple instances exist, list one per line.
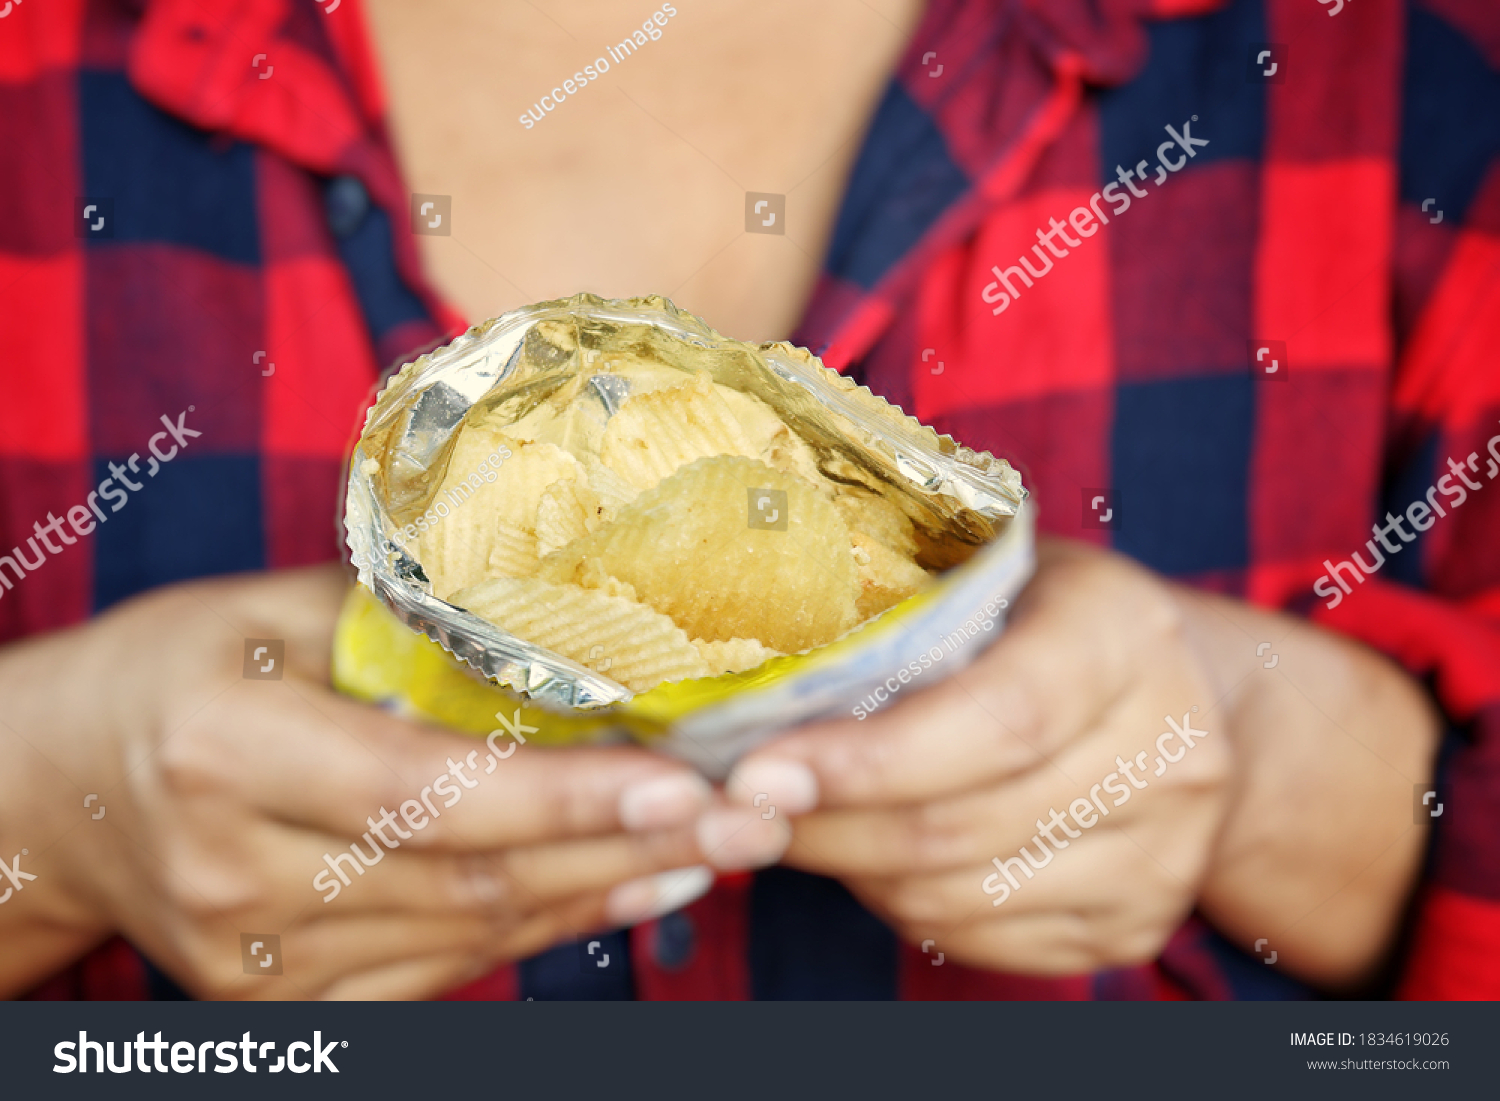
(0, 565), (720, 999)
(723, 538), (1438, 988)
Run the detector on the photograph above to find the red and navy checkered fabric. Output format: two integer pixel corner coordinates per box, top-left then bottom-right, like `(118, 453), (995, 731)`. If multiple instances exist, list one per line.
(7, 0), (1499, 1001)
(0, 0), (462, 640)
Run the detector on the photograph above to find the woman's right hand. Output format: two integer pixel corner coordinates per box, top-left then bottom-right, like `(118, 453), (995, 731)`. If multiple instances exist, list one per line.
(0, 564), (729, 999)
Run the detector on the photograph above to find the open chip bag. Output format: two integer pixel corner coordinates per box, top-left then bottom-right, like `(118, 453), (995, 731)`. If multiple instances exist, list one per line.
(336, 294), (1033, 778)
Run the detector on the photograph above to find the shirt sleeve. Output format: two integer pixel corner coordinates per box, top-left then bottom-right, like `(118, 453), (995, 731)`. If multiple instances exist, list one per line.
(1315, 1), (1500, 1000)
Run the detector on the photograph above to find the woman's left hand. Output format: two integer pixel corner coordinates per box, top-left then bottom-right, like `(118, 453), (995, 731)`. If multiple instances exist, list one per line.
(718, 537), (1436, 986)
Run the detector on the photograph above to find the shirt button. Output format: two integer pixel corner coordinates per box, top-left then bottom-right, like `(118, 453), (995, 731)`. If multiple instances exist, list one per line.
(653, 909), (696, 971)
(325, 174), (369, 239)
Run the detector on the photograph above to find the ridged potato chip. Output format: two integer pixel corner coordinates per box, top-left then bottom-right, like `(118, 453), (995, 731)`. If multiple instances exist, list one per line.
(450, 577), (710, 692)
(694, 637), (783, 676)
(718, 388), (830, 493)
(600, 371), (756, 490)
(535, 478), (601, 557)
(484, 521), (540, 580)
(422, 520), (533, 602)
(420, 436), (580, 598)
(851, 530), (931, 619)
(580, 455), (639, 515)
(537, 456), (859, 653)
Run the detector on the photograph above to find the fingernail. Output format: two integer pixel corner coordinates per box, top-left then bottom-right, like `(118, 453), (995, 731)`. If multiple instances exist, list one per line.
(619, 772), (712, 831)
(696, 807), (792, 870)
(458, 856), (507, 907)
(605, 865), (714, 926)
(726, 759), (819, 815)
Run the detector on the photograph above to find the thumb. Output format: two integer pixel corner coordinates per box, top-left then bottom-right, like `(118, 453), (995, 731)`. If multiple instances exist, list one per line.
(720, 667), (1000, 813)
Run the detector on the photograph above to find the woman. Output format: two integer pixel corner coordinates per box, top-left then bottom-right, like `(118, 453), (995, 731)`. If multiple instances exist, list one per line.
(1, 0), (1495, 1000)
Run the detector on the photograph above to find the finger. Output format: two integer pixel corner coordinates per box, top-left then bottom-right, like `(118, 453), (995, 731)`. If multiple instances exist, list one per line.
(777, 697), (1199, 880)
(122, 810), (527, 921)
(270, 820), (704, 917)
(497, 828), (707, 907)
(165, 677), (712, 848)
(785, 772), (1207, 881)
(284, 906), (598, 995)
(781, 769), (1072, 878)
(305, 865), (716, 999)
(836, 826), (1195, 930)
(194, 909), (520, 999)
(693, 801), (793, 871)
(211, 857), (716, 1002)
(196, 563), (351, 681)
(911, 900), (1184, 976)
(725, 546), (1179, 810)
(314, 892), (619, 1001)
(314, 952), (503, 1002)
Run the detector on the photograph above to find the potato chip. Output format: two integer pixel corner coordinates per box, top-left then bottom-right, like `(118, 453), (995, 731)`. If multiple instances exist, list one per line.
(570, 558), (640, 602)
(485, 521), (540, 578)
(717, 387), (788, 452)
(502, 397), (561, 446)
(421, 517), (538, 600)
(592, 575), (640, 602)
(537, 456), (859, 653)
(581, 455), (639, 515)
(851, 530), (931, 619)
(450, 577), (710, 692)
(694, 637), (783, 676)
(835, 487), (918, 558)
(535, 478), (601, 557)
(762, 424), (829, 493)
(718, 388), (830, 493)
(507, 397), (607, 460)
(423, 519), (540, 603)
(420, 436), (580, 598)
(595, 353), (697, 397)
(600, 371), (756, 490)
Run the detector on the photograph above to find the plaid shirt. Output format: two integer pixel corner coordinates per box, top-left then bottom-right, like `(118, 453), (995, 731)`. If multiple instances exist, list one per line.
(6, 0), (1499, 1001)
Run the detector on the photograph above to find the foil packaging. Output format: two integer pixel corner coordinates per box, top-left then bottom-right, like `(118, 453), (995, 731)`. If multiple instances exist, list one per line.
(340, 294), (1033, 777)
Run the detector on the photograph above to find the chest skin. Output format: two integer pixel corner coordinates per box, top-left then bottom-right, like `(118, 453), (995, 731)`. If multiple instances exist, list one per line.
(364, 0), (923, 341)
